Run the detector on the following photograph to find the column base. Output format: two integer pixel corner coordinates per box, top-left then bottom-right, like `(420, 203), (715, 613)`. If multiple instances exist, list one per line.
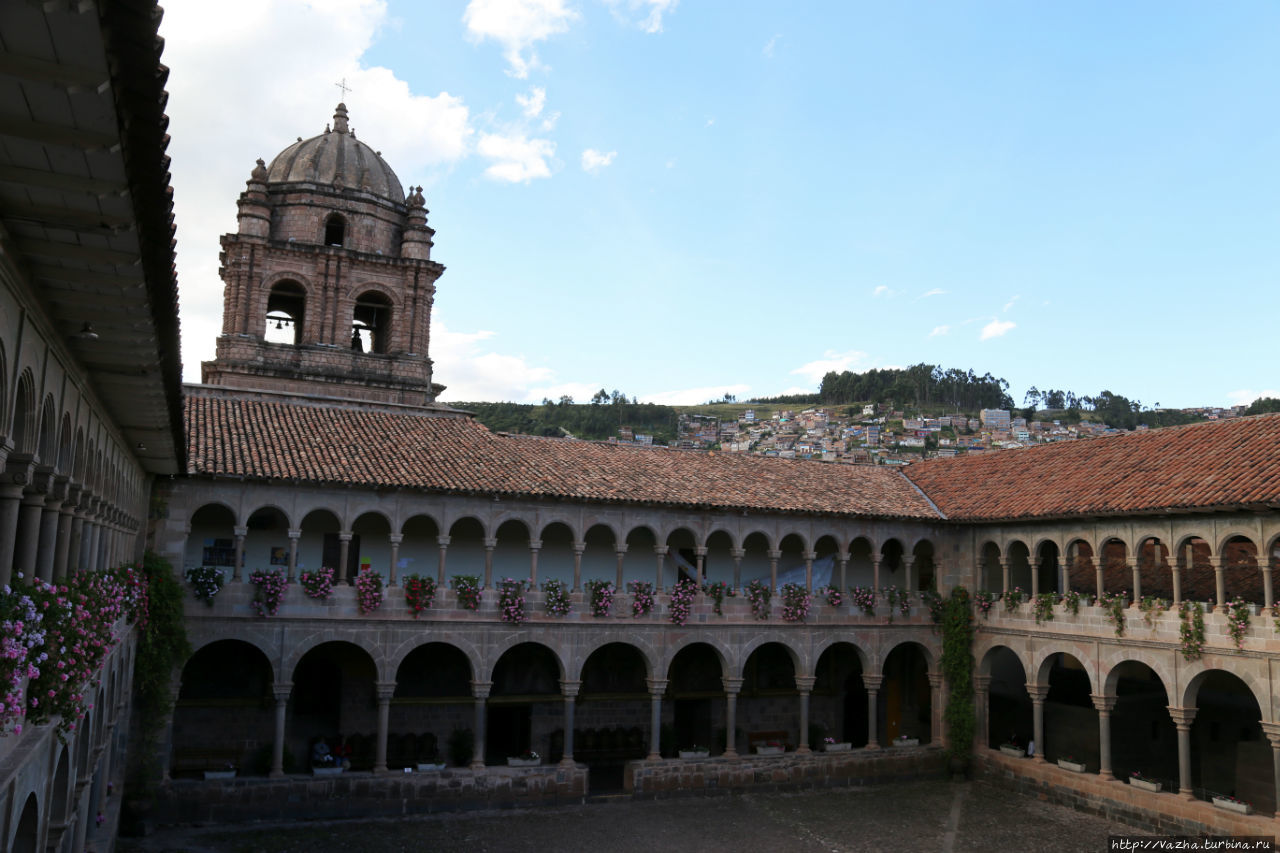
(722, 748), (738, 758)
(796, 746), (811, 754)
(646, 753), (662, 761)
(268, 770), (284, 779)
(469, 760), (486, 771)
(1033, 755), (1047, 764)
(559, 757), (576, 767)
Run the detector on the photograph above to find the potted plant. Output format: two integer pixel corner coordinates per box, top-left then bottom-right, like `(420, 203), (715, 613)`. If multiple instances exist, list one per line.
(507, 749), (541, 767)
(1057, 755), (1086, 773)
(678, 744), (710, 759)
(756, 740), (785, 756)
(823, 736), (851, 753)
(998, 741), (1025, 758)
(203, 761), (236, 780)
(1128, 771), (1161, 793)
(893, 734), (920, 747)
(1211, 794), (1252, 815)
(185, 566), (224, 605)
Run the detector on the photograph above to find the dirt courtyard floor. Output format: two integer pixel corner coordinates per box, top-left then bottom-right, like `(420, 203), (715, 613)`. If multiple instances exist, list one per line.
(115, 778), (1169, 853)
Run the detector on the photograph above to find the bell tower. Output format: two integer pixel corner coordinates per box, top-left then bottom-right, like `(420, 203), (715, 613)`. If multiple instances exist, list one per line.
(201, 104), (448, 407)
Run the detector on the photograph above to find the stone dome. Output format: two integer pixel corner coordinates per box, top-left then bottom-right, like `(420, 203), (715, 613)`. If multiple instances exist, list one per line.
(264, 103), (404, 204)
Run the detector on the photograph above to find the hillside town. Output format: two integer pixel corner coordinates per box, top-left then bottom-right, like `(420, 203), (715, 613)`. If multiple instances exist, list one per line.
(628, 403), (1249, 464)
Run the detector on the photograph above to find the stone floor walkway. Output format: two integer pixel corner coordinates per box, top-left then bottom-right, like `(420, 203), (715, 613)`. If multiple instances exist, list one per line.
(117, 779), (1144, 853)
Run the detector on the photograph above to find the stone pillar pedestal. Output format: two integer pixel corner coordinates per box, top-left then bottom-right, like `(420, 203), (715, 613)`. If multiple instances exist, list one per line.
(863, 674), (883, 749)
(560, 680), (580, 765)
(646, 678), (668, 759)
(1209, 556), (1226, 611)
(270, 683), (292, 778)
(287, 529), (300, 582)
(374, 682), (396, 773)
(483, 537), (496, 589)
(1091, 693), (1117, 779)
(654, 545), (668, 592)
(572, 543), (585, 592)
(795, 675), (815, 753)
(722, 677), (742, 757)
(694, 546), (707, 589)
(730, 548), (744, 593)
(530, 539), (542, 586)
(436, 535), (450, 586)
(387, 535), (402, 586)
(768, 549), (781, 592)
(470, 681), (492, 769)
(1168, 706), (1196, 799)
(336, 531), (352, 584)
(614, 544), (626, 590)
(1027, 683), (1048, 762)
(233, 525), (248, 581)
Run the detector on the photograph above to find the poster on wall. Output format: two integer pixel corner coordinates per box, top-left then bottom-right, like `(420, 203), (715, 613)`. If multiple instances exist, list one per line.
(270, 547), (287, 565)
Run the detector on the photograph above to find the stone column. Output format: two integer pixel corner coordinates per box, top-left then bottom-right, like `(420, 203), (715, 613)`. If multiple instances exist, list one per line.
(904, 554), (914, 596)
(572, 542), (584, 592)
(233, 525), (248, 582)
(795, 675), (815, 753)
(1001, 558), (1011, 596)
(270, 683), (292, 778)
(286, 529), (301, 581)
(1056, 558), (1067, 596)
(803, 550), (815, 592)
(768, 549), (781, 591)
(1027, 683), (1048, 762)
(1130, 563), (1141, 606)
(1263, 562), (1274, 615)
(614, 545), (626, 590)
(730, 547), (744, 593)
(1091, 694), (1117, 779)
(1261, 722), (1280, 818)
(928, 672), (945, 747)
(387, 535), (402, 586)
(374, 681), (396, 773)
(482, 537), (496, 589)
(529, 539), (541, 586)
(53, 497), (75, 580)
(335, 531), (352, 583)
(838, 554), (849, 592)
(560, 680), (580, 765)
(1171, 557), (1183, 607)
(0, 483), (26, 586)
(722, 677), (742, 757)
(973, 675), (991, 750)
(1209, 555), (1225, 611)
(436, 535), (450, 586)
(70, 508), (88, 574)
(1167, 706), (1196, 798)
(470, 681), (492, 769)
(36, 491), (62, 582)
(1030, 555), (1040, 598)
(646, 678), (668, 759)
(654, 545), (667, 592)
(872, 558), (881, 595)
(863, 674), (883, 748)
(694, 546), (707, 588)
(16, 490), (45, 579)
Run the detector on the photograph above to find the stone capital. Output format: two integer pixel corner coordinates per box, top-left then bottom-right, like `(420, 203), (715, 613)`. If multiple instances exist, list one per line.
(721, 676), (744, 694)
(338, 531), (352, 542)
(559, 679), (581, 698)
(729, 548), (745, 559)
(802, 550), (816, 561)
(233, 525), (248, 538)
(973, 675), (991, 693)
(388, 534), (403, 545)
(1166, 706), (1197, 728)
(482, 537), (497, 549)
(437, 535), (451, 547)
(529, 538), (542, 551)
(927, 672), (944, 690)
(862, 674), (884, 691)
(1025, 683), (1049, 702)
(653, 545), (668, 556)
(1090, 693), (1117, 713)
(646, 678), (669, 695)
(614, 544), (627, 556)
(572, 542), (585, 555)
(272, 682), (294, 702)
(794, 675), (816, 692)
(1261, 721), (1280, 746)
(375, 681), (397, 701)
(767, 549), (782, 560)
(470, 680), (493, 700)
(693, 546), (708, 557)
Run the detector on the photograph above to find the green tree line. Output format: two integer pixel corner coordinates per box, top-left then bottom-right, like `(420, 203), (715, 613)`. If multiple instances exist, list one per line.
(819, 364), (1014, 411)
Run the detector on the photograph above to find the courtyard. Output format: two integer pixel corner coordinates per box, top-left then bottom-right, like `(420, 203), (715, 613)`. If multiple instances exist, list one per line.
(118, 778), (1155, 853)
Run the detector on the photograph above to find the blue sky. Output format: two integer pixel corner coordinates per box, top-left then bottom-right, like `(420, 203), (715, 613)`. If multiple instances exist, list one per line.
(159, 1), (1280, 408)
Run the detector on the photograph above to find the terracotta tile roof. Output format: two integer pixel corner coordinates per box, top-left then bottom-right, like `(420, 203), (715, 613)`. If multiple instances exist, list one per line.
(906, 413), (1280, 521)
(184, 393), (940, 519)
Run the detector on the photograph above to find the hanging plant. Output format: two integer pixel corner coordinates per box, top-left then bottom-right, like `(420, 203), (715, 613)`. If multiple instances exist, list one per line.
(702, 580), (733, 615)
(299, 566), (336, 600)
(1003, 586), (1024, 613)
(1063, 589), (1082, 616)
(584, 579), (614, 617)
(849, 586), (876, 617)
(185, 566), (224, 606)
(355, 568), (383, 615)
(818, 583), (843, 608)
(542, 578), (571, 617)
(668, 578), (698, 625)
(1099, 591), (1127, 637)
(921, 589), (943, 627)
(402, 574), (437, 617)
(249, 569), (287, 617)
(780, 582), (810, 623)
(451, 575), (481, 611)
(745, 579), (772, 620)
(1226, 596), (1251, 650)
(1179, 600), (1205, 660)
(627, 581), (655, 617)
(1138, 595), (1168, 629)
(974, 591), (996, 620)
(498, 577), (530, 623)
(1033, 592), (1056, 625)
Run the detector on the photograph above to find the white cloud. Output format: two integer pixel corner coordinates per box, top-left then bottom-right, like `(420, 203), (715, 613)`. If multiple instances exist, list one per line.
(872, 285), (893, 297)
(581, 148), (617, 174)
(1003, 294), (1020, 312)
(915, 288), (947, 301)
(929, 325), (950, 337)
(763, 33), (782, 57)
(705, 117), (715, 128)
(980, 319), (1016, 340)
(789, 350), (871, 385)
(432, 322), (555, 402)
(540, 111), (561, 131)
(641, 384), (753, 405)
(1226, 389), (1280, 406)
(516, 86), (546, 117)
(478, 132), (556, 182)
(463, 0), (578, 78)
(605, 0), (679, 33)
(159, 0), (475, 383)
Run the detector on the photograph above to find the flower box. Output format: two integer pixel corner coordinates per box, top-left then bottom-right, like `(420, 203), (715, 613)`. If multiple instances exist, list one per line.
(203, 770), (236, 780)
(507, 757), (541, 767)
(999, 745), (1025, 758)
(678, 750), (710, 759)
(312, 766), (344, 776)
(1128, 777), (1161, 793)
(756, 745), (785, 756)
(416, 763), (446, 772)
(824, 742), (852, 753)
(1058, 759), (1086, 773)
(1212, 797), (1252, 815)
(893, 737), (919, 747)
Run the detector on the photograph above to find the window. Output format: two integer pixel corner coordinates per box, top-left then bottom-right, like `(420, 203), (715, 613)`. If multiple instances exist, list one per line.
(265, 281), (306, 344)
(324, 214), (346, 247)
(351, 291), (392, 353)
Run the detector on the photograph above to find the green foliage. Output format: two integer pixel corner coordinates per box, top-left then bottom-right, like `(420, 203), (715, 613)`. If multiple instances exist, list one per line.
(1179, 601), (1206, 660)
(1100, 591), (1128, 637)
(455, 399), (679, 444)
(1033, 593), (1056, 625)
(819, 363), (1013, 411)
(941, 587), (974, 765)
(1245, 397), (1280, 415)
